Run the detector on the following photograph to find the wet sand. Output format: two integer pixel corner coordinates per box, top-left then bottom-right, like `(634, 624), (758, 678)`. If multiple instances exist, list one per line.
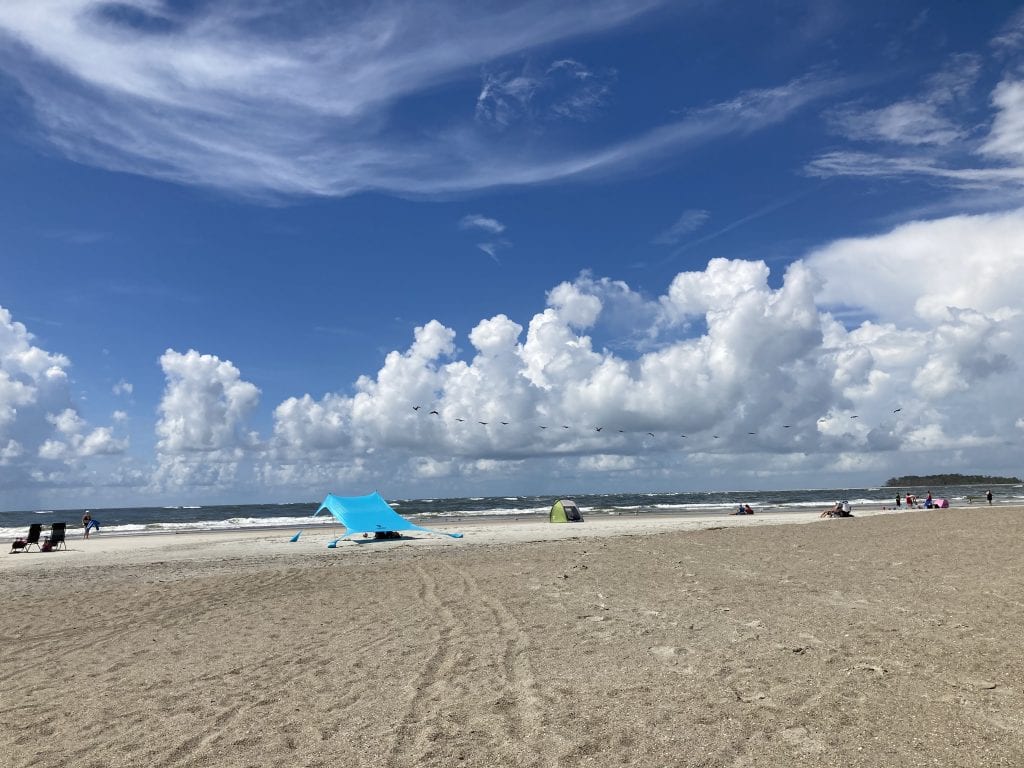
(3, 506), (1023, 766)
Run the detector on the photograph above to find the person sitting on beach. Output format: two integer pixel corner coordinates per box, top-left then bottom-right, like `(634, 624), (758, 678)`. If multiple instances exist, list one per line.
(731, 505), (745, 515)
(743, 504), (755, 515)
(82, 513), (100, 539)
(820, 501), (842, 518)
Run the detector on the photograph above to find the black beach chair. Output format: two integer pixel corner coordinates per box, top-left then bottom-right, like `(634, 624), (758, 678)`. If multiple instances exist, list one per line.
(46, 523), (68, 551)
(10, 523), (42, 553)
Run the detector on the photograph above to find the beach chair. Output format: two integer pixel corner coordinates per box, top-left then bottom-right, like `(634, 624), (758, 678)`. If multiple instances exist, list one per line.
(10, 524), (42, 553)
(46, 522), (68, 551)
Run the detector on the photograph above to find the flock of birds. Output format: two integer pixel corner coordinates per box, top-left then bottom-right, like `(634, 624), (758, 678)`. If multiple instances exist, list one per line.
(410, 404), (905, 441)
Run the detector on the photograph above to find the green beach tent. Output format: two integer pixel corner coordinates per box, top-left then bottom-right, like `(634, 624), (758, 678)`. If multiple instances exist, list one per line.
(550, 499), (584, 523)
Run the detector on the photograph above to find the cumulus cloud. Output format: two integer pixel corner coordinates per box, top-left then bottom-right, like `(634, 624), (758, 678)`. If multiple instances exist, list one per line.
(0, 306), (127, 501)
(112, 379), (133, 396)
(153, 349), (260, 488)
(7, 208), (1024, 501)
(0, 2), (837, 197)
(252, 210), (1024, 495)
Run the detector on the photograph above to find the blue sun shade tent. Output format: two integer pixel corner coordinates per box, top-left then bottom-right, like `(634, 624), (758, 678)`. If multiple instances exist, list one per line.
(314, 492), (463, 542)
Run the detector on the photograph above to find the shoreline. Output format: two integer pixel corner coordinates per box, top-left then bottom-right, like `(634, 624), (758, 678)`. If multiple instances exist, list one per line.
(5, 503), (1014, 573)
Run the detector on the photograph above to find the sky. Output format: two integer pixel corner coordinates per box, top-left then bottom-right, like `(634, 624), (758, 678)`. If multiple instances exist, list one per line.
(2, 0), (1024, 510)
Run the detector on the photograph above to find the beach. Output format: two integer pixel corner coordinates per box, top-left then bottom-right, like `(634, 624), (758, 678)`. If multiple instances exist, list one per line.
(3, 506), (1023, 767)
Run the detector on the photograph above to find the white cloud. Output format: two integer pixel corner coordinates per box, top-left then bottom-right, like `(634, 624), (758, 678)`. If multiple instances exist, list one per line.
(459, 214), (506, 234)
(653, 209), (710, 245)
(0, 305), (128, 503)
(257, 211), (1023, 494)
(805, 209), (1024, 327)
(475, 58), (613, 128)
(47, 408), (85, 435)
(826, 54), (980, 148)
(980, 78), (1024, 164)
(7, 207), (1024, 501)
(992, 7), (1024, 53)
(0, 2), (837, 197)
(156, 348), (260, 453)
(460, 215), (509, 261)
(153, 348), (260, 488)
(808, 44), (1024, 199)
(829, 100), (965, 147)
(113, 379), (133, 396)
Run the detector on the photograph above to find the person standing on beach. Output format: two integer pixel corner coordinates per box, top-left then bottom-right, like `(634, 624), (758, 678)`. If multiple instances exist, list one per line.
(895, 493), (901, 508)
(82, 512), (100, 539)
(986, 490), (993, 505)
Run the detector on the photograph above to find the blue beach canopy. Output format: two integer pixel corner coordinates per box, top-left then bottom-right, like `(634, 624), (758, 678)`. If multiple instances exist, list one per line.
(311, 492), (463, 543)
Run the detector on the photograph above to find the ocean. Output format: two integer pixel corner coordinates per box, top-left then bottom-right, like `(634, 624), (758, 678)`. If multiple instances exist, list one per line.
(3, 483), (1021, 541)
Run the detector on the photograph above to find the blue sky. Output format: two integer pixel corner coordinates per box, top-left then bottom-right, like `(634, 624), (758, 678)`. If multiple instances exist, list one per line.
(2, 1), (1024, 509)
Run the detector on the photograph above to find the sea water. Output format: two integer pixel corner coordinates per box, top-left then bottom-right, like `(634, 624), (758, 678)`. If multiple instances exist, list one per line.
(2, 484), (1020, 540)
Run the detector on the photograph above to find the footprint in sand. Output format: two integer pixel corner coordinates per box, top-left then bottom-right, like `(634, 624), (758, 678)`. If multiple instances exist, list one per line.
(780, 726), (826, 755)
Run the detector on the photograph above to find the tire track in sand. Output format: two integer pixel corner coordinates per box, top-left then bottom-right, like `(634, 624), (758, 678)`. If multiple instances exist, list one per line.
(382, 562), (558, 768)
(382, 564), (462, 768)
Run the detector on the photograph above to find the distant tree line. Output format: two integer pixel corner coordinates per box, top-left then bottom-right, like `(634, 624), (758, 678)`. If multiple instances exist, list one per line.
(884, 473), (1021, 487)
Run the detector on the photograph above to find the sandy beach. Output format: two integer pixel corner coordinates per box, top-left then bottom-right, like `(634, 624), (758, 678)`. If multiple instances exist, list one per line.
(3, 506), (1023, 767)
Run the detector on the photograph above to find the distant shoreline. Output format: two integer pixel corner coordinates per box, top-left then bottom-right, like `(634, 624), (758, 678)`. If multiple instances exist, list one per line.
(884, 475), (1021, 486)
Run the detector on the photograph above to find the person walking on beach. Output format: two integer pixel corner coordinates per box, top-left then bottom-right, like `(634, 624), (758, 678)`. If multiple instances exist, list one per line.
(895, 492), (901, 508)
(82, 512), (100, 539)
(986, 489), (993, 505)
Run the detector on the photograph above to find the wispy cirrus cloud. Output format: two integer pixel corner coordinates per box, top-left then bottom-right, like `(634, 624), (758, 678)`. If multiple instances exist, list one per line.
(475, 58), (614, 129)
(825, 54), (980, 147)
(460, 214), (509, 262)
(459, 214), (506, 235)
(653, 209), (710, 245)
(808, 23), (1024, 201)
(0, 1), (838, 199)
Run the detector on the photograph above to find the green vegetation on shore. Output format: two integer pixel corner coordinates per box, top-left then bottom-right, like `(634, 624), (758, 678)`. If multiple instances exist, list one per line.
(884, 473), (1021, 487)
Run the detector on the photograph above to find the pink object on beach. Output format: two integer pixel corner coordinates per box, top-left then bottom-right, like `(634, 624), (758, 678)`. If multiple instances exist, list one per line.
(936, 498), (949, 508)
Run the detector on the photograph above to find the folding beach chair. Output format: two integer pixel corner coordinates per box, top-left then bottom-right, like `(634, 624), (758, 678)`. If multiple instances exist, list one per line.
(46, 523), (68, 551)
(10, 524), (42, 553)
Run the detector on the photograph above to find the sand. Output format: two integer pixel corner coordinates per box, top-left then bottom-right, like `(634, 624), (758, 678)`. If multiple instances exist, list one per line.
(3, 506), (1023, 767)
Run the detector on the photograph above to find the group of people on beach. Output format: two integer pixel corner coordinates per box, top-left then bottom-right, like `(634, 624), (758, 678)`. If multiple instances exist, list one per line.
(730, 504), (755, 515)
(885, 489), (995, 511)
